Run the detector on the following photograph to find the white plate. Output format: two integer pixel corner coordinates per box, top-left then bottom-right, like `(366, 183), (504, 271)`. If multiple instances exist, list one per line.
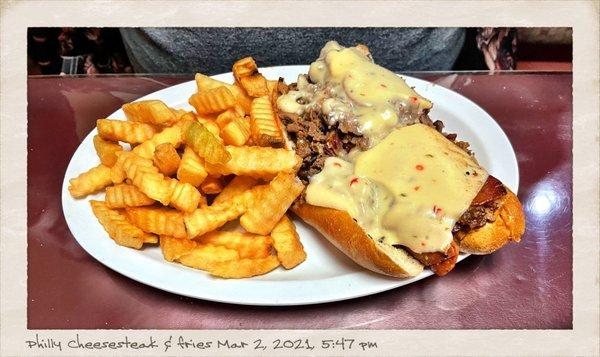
(61, 66), (519, 306)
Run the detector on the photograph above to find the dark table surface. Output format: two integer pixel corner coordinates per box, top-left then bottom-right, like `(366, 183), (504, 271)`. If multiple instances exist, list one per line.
(27, 72), (572, 329)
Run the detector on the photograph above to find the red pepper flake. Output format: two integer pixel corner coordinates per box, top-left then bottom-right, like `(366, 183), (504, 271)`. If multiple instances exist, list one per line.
(415, 164), (424, 171)
(333, 163), (342, 168)
(410, 96), (418, 103)
(350, 177), (359, 186)
(414, 186), (420, 191)
(433, 205), (443, 217)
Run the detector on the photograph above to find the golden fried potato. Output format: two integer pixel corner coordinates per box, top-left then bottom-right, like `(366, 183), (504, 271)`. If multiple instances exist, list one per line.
(177, 146), (208, 187)
(160, 235), (197, 261)
(93, 135), (123, 167)
(194, 73), (252, 113)
(177, 245), (240, 271)
(239, 74), (270, 97)
(221, 115), (251, 146)
(160, 236), (239, 270)
(270, 214), (306, 269)
(105, 183), (155, 208)
(110, 151), (130, 184)
(122, 154), (173, 205)
(68, 164), (112, 198)
(122, 100), (177, 126)
(97, 119), (158, 144)
(232, 57), (258, 82)
(183, 192), (249, 238)
(200, 176), (224, 195)
(125, 206), (187, 239)
(250, 96), (285, 147)
(189, 86), (236, 115)
(204, 146), (300, 179)
(153, 143), (180, 176)
(240, 173), (304, 235)
(207, 255), (280, 279)
(213, 176), (258, 205)
(168, 178), (204, 212)
(194, 73), (232, 91)
(215, 106), (245, 129)
(143, 234), (159, 244)
(132, 124), (184, 159)
(197, 231), (273, 259)
(195, 116), (222, 141)
(184, 121), (231, 164)
(90, 200), (150, 249)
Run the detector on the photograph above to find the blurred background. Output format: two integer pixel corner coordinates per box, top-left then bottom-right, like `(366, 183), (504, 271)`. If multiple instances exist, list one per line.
(27, 27), (572, 75)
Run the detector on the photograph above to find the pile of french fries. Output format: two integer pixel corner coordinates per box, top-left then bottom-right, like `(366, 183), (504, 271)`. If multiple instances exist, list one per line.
(68, 57), (307, 279)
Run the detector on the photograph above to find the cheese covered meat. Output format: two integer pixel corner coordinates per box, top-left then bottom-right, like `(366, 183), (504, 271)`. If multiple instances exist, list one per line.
(276, 41), (525, 277)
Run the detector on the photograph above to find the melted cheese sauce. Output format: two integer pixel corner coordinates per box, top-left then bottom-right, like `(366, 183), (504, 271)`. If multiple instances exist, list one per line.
(277, 41), (432, 144)
(281, 41), (488, 254)
(305, 125), (488, 253)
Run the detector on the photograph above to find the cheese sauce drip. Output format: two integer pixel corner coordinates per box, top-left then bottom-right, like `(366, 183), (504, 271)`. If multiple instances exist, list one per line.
(305, 125), (488, 253)
(277, 41), (432, 145)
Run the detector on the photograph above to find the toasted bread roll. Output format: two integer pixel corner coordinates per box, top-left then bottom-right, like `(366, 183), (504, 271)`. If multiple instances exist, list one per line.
(292, 203), (424, 278)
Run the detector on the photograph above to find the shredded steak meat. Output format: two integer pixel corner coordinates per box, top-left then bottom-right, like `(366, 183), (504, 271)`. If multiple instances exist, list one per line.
(279, 108), (369, 184)
(453, 176), (507, 233)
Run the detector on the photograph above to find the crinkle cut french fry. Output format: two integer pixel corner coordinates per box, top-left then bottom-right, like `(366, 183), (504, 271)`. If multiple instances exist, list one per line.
(122, 100), (177, 126)
(232, 57), (258, 83)
(132, 124), (184, 159)
(160, 235), (197, 261)
(240, 173), (304, 235)
(200, 176), (224, 195)
(90, 200), (147, 249)
(195, 116), (222, 142)
(207, 255), (280, 279)
(194, 73), (232, 91)
(189, 86), (236, 115)
(239, 74), (270, 97)
(204, 146), (300, 179)
(169, 178), (204, 213)
(177, 244), (240, 271)
(111, 151), (131, 184)
(215, 106), (244, 129)
(194, 73), (252, 113)
(177, 146), (208, 187)
(270, 214), (307, 269)
(172, 108), (189, 121)
(122, 154), (173, 205)
(197, 231), (273, 259)
(125, 206), (187, 239)
(183, 192), (249, 238)
(184, 121), (231, 164)
(213, 176), (258, 205)
(68, 164), (112, 198)
(93, 135), (123, 167)
(97, 119), (158, 144)
(160, 236), (239, 269)
(105, 183), (155, 208)
(221, 115), (251, 146)
(153, 143), (181, 176)
(250, 96), (284, 147)
(143, 234), (159, 244)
